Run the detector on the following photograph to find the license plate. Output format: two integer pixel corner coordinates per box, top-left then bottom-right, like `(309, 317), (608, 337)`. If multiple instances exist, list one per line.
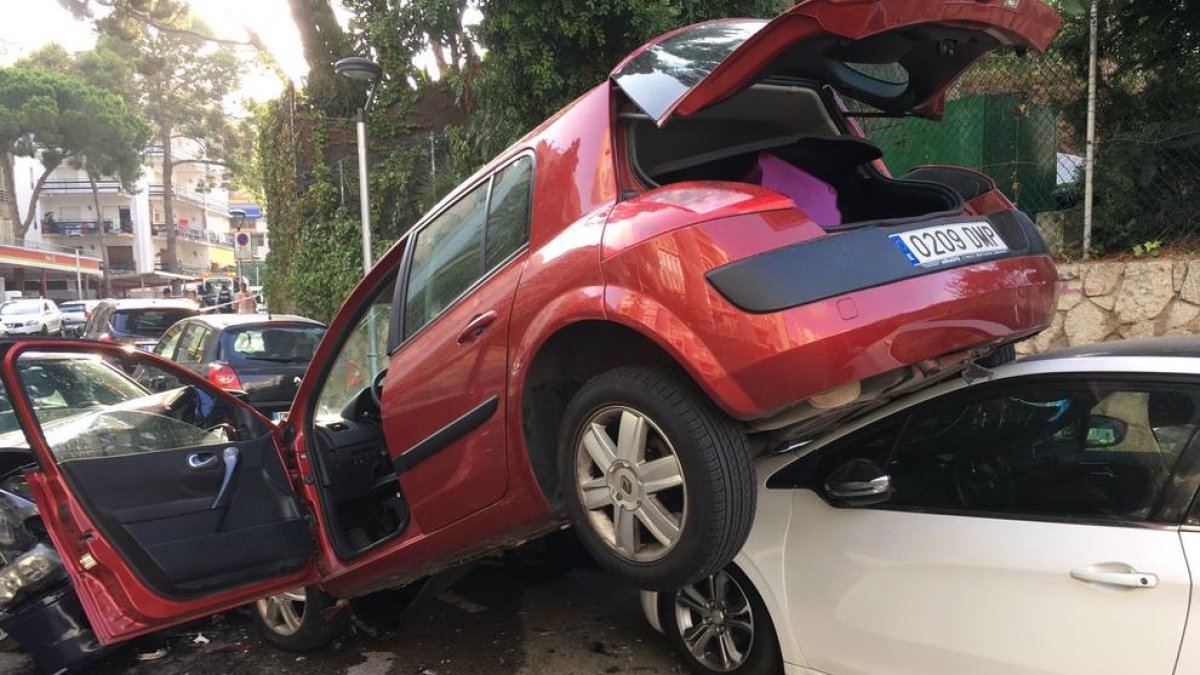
(889, 221), (1009, 267)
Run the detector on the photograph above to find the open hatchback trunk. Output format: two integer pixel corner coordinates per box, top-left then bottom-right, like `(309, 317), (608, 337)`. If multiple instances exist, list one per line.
(615, 0), (1062, 229)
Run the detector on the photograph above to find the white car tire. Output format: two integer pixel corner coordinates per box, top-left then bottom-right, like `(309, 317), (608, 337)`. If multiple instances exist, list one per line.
(658, 564), (782, 675)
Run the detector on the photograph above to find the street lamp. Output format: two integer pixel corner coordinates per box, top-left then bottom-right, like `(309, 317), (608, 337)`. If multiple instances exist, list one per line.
(334, 56), (383, 276)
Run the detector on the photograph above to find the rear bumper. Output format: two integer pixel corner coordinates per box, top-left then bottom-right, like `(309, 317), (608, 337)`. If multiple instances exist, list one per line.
(709, 252), (1058, 420)
(707, 210), (1048, 313)
(603, 208), (1058, 422)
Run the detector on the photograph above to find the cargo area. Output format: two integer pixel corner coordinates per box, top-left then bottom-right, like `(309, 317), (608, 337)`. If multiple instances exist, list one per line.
(623, 84), (964, 227)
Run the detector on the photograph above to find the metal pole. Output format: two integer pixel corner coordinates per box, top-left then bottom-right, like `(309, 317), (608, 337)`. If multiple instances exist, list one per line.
(1082, 0), (1099, 258)
(75, 249), (83, 300)
(356, 107), (379, 375)
(356, 108), (373, 275)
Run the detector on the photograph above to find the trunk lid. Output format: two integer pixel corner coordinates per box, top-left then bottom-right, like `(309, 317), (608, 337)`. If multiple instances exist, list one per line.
(233, 363), (310, 416)
(612, 0), (1061, 126)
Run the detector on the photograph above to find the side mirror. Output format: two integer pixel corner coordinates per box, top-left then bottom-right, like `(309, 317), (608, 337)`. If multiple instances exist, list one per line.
(1086, 415), (1128, 448)
(825, 458), (891, 506)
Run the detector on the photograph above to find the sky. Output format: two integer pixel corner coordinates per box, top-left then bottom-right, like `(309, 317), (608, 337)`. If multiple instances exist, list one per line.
(0, 0), (322, 104)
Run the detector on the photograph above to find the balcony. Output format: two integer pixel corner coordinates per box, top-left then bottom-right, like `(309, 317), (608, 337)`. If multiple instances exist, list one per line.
(149, 184), (229, 211)
(151, 223), (234, 248)
(41, 219), (134, 237)
(40, 180), (126, 196)
(0, 236), (102, 259)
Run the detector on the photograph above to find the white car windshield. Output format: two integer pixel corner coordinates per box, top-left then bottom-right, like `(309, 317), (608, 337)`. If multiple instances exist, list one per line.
(0, 303), (40, 316)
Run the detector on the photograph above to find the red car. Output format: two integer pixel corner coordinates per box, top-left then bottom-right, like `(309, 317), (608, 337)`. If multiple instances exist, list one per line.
(0, 0), (1060, 651)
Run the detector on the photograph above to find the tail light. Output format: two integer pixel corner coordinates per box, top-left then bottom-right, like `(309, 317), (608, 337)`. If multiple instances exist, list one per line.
(96, 333), (112, 342)
(206, 362), (243, 390)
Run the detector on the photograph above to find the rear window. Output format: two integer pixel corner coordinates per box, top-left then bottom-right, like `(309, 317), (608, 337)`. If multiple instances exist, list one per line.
(222, 325), (325, 364)
(111, 309), (196, 338)
(59, 302), (84, 312)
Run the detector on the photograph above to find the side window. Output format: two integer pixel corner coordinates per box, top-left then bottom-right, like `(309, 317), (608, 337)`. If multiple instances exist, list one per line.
(14, 350), (257, 462)
(404, 181), (488, 338)
(315, 278), (393, 421)
(175, 325), (210, 366)
(883, 381), (1200, 522)
(485, 156), (533, 269)
(155, 324), (186, 359)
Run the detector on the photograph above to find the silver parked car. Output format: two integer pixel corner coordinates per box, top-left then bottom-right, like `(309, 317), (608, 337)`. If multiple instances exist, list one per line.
(645, 336), (1200, 675)
(57, 300), (101, 337)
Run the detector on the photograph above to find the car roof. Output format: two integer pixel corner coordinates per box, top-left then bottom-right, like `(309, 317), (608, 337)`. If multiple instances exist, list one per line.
(780, 336), (1200, 468)
(1022, 335), (1200, 361)
(98, 299), (200, 310)
(181, 314), (323, 330)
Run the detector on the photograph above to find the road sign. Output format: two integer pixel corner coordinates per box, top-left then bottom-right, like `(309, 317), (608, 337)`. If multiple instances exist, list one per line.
(235, 231), (253, 261)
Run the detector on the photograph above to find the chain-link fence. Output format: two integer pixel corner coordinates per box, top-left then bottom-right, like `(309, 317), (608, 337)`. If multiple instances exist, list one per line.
(858, 10), (1200, 258)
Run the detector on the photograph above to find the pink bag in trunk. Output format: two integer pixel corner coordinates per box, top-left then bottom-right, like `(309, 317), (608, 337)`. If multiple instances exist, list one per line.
(747, 153), (841, 226)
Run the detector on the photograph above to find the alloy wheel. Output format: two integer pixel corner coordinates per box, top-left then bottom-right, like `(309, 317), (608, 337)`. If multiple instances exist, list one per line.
(255, 589), (307, 636)
(574, 405), (686, 562)
(673, 569), (755, 672)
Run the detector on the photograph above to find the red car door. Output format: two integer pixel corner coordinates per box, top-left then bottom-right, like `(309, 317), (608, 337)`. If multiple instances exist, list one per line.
(381, 155), (534, 533)
(0, 340), (319, 645)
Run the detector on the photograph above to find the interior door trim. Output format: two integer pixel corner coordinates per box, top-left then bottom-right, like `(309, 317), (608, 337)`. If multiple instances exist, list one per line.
(393, 395), (499, 474)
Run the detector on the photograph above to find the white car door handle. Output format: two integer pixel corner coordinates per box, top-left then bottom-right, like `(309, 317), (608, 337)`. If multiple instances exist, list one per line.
(1070, 564), (1158, 589)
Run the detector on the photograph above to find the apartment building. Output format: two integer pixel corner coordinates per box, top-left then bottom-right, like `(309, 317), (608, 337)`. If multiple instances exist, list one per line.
(8, 138), (244, 297)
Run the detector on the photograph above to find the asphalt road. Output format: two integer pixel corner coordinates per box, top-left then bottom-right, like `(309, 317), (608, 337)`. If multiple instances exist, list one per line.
(0, 562), (687, 675)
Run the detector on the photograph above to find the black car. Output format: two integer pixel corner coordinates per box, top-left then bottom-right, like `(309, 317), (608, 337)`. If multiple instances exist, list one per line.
(149, 314), (325, 417)
(79, 299), (201, 351)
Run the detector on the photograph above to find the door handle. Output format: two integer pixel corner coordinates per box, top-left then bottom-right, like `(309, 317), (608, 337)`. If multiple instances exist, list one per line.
(1070, 563), (1158, 589)
(210, 447), (240, 510)
(187, 452), (218, 470)
(457, 310), (498, 344)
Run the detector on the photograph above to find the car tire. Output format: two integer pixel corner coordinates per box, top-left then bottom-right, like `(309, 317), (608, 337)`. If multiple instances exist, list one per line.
(979, 342), (1016, 367)
(558, 366), (755, 591)
(658, 565), (782, 675)
(253, 586), (349, 652)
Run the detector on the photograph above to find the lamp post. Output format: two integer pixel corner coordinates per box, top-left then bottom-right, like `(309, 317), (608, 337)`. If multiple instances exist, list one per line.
(334, 56), (383, 276)
(335, 56), (384, 375)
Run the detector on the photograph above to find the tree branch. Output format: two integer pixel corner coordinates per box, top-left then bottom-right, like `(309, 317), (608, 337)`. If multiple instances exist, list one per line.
(95, 0), (253, 46)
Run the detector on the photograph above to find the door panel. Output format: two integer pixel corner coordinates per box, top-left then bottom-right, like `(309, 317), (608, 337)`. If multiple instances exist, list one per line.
(59, 435), (309, 595)
(785, 492), (1189, 675)
(381, 259), (523, 533)
(1, 342), (317, 644)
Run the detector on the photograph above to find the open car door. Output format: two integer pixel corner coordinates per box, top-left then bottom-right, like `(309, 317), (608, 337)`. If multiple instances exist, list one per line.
(612, 0), (1062, 125)
(0, 340), (319, 644)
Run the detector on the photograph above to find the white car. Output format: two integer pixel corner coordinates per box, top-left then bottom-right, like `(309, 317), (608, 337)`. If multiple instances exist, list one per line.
(644, 337), (1200, 675)
(58, 299), (101, 336)
(0, 300), (63, 336)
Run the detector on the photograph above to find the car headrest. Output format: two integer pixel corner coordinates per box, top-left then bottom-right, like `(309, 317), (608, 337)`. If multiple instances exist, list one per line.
(1149, 390), (1196, 427)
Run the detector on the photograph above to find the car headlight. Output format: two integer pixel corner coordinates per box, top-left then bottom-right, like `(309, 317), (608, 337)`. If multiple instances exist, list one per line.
(0, 544), (63, 609)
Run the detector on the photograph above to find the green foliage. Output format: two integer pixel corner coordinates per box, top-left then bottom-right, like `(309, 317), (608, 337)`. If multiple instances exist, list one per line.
(1053, 0), (1200, 254)
(0, 66), (149, 238)
(1131, 240), (1162, 257)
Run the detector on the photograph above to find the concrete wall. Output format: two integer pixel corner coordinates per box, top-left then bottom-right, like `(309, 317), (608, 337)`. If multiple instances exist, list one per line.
(1017, 259), (1200, 355)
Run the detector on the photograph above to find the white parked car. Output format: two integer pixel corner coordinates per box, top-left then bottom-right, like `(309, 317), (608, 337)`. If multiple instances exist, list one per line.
(644, 337), (1200, 675)
(57, 299), (101, 337)
(0, 300), (63, 336)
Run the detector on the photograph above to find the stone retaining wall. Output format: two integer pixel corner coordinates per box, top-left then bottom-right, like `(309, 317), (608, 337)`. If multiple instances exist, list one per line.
(1017, 259), (1200, 355)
